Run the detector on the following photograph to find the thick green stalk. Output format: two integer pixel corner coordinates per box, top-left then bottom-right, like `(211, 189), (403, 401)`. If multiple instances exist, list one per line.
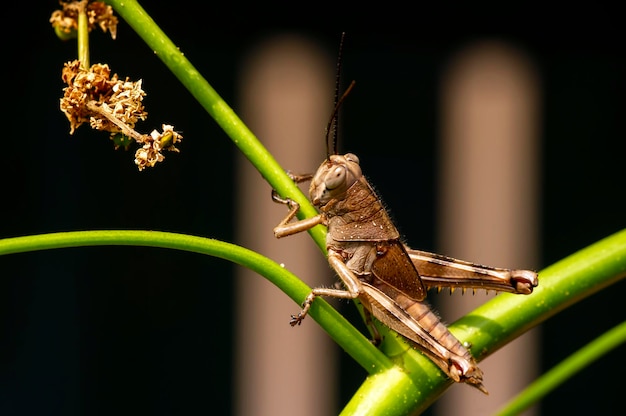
(341, 228), (626, 415)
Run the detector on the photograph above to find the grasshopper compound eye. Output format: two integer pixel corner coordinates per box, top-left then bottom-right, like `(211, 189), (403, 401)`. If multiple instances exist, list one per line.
(325, 166), (346, 190)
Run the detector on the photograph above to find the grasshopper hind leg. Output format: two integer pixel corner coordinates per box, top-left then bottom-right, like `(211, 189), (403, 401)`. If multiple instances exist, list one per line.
(360, 307), (382, 346)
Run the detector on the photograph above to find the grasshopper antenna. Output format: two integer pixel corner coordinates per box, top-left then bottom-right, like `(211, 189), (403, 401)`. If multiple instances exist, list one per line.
(325, 32), (355, 158)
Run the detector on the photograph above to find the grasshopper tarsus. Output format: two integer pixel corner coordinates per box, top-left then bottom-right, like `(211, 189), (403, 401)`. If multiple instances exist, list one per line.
(289, 315), (304, 326)
(515, 281), (533, 295)
(288, 172), (314, 183)
(270, 189), (291, 206)
(271, 171), (314, 206)
(510, 269), (539, 294)
(289, 293), (316, 326)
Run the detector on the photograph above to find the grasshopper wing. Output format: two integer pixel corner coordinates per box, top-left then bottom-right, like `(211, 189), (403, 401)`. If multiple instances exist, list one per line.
(371, 241), (427, 301)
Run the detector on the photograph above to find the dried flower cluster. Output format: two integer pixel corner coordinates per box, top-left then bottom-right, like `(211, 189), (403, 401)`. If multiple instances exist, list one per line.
(52, 1), (182, 170)
(61, 60), (146, 134)
(60, 60), (182, 170)
(50, 0), (118, 39)
(135, 125), (183, 171)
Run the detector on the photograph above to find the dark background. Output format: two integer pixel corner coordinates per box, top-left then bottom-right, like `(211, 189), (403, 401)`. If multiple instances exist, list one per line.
(2, 2), (625, 414)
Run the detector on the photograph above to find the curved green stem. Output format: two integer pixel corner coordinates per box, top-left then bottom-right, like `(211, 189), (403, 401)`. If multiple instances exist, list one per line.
(495, 320), (626, 416)
(0, 230), (389, 372)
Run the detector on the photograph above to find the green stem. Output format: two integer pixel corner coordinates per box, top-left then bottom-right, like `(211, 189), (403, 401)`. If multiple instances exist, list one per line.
(0, 230), (390, 373)
(341, 228), (626, 415)
(103, 0), (325, 251)
(495, 320), (626, 416)
(77, 1), (89, 67)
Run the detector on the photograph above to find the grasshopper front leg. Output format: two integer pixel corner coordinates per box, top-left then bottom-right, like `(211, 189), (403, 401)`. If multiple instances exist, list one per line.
(271, 174), (325, 238)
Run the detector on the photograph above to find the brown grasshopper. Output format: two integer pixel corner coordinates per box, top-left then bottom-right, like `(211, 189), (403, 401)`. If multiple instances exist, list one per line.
(271, 40), (538, 393)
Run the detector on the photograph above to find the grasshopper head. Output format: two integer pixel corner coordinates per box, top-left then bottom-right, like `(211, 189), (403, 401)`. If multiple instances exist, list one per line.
(309, 153), (362, 206)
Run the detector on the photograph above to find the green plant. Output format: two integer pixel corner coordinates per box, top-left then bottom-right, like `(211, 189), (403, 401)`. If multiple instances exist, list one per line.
(4, 1), (624, 414)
